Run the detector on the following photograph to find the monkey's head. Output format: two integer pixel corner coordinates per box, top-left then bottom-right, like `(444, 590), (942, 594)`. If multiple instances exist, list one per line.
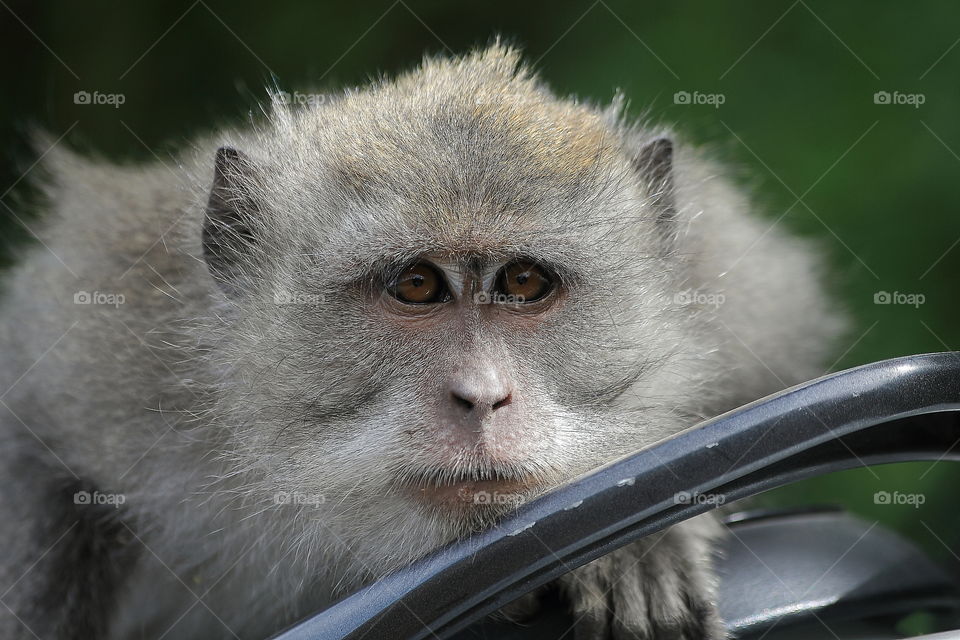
(200, 46), (704, 576)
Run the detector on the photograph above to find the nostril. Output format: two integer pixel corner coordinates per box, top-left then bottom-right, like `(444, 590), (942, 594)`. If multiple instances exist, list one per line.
(492, 393), (512, 411)
(451, 392), (475, 411)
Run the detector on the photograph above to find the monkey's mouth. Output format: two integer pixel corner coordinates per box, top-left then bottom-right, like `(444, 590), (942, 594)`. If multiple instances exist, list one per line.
(394, 466), (541, 509)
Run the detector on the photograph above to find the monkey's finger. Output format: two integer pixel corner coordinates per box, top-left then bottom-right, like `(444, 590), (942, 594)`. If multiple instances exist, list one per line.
(609, 565), (653, 640)
(570, 603), (613, 640)
(560, 573), (615, 640)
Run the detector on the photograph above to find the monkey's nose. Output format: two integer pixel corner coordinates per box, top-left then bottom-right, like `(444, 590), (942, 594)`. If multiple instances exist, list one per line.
(450, 388), (513, 412)
(448, 368), (513, 414)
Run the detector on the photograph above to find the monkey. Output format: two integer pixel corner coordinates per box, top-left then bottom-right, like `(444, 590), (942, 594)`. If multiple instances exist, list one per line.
(0, 44), (845, 640)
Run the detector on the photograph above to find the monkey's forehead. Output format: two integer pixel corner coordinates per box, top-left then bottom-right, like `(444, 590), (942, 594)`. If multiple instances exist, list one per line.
(261, 46), (631, 206)
(293, 199), (645, 289)
(267, 102), (642, 267)
(248, 45), (651, 262)
(348, 42), (621, 171)
(291, 99), (624, 198)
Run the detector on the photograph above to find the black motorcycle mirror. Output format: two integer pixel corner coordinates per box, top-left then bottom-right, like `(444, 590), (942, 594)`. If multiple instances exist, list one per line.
(271, 352), (960, 640)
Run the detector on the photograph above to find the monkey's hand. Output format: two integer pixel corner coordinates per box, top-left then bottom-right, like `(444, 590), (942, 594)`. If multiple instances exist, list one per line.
(556, 514), (726, 640)
(500, 514), (726, 640)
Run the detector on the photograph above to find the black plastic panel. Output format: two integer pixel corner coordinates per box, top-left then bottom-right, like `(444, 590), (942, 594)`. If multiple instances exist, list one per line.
(272, 353), (960, 640)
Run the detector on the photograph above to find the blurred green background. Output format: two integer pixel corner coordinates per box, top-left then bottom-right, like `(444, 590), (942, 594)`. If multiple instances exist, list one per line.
(1, 0), (959, 568)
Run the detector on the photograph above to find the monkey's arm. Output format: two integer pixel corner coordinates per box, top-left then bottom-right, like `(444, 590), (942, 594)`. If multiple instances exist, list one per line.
(0, 440), (137, 640)
(555, 515), (725, 640)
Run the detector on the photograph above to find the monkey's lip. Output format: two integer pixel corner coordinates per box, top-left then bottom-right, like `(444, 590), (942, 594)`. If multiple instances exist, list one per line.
(406, 479), (536, 507)
(395, 469), (540, 508)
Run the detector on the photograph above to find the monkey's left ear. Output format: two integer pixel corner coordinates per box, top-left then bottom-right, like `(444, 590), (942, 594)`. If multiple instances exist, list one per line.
(202, 146), (262, 296)
(633, 136), (675, 229)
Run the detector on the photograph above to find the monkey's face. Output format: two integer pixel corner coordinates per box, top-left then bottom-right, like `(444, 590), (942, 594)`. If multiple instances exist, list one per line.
(206, 92), (697, 570)
(369, 255), (579, 514)
(213, 176), (689, 549)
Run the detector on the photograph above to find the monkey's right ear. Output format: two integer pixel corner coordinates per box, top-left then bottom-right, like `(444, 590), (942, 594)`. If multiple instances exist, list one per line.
(632, 136), (676, 231)
(203, 147), (261, 295)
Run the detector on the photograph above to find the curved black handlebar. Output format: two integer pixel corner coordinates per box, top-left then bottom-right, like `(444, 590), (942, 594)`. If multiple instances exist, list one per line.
(272, 352), (960, 640)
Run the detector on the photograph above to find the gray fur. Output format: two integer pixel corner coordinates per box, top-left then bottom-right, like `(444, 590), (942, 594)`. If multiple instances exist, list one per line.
(0, 44), (844, 639)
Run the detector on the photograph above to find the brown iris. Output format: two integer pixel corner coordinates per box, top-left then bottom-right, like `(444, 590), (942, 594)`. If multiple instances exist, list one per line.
(389, 262), (449, 304)
(496, 261), (553, 302)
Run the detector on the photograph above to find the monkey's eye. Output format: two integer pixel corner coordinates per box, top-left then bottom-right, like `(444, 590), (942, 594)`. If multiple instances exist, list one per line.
(495, 261), (554, 303)
(387, 262), (450, 304)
